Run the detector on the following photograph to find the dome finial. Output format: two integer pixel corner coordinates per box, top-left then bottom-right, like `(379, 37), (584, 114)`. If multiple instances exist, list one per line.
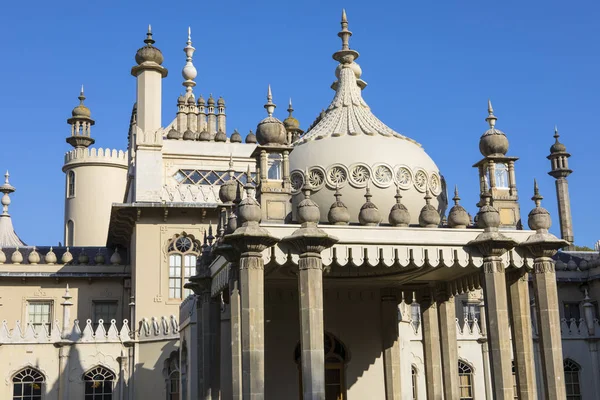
(453, 185), (460, 204)
(527, 179), (551, 232)
(182, 27), (197, 95)
(145, 24), (155, 45)
(339, 9), (351, 51)
(532, 179), (542, 207)
(79, 85), (85, 102)
(485, 99), (497, 129)
(264, 85), (276, 117)
(288, 98), (294, 116)
(0, 170), (15, 216)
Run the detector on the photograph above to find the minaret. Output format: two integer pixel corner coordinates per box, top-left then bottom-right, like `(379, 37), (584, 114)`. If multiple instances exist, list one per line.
(182, 28), (197, 136)
(217, 97), (226, 135)
(283, 98), (304, 143)
(131, 25), (168, 135)
(547, 126), (574, 249)
(207, 94), (217, 137)
(131, 25), (168, 202)
(66, 86), (95, 148)
(473, 100), (521, 228)
(0, 171), (26, 247)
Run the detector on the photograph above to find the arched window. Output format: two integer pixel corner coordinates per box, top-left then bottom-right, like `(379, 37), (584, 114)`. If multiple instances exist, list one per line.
(411, 365), (418, 400)
(83, 366), (115, 400)
(66, 220), (74, 247)
(267, 153), (282, 180)
(564, 359), (581, 400)
(167, 234), (200, 299)
(458, 360), (474, 400)
(67, 171), (75, 197)
(13, 367), (44, 400)
(295, 332), (348, 400)
(165, 351), (180, 400)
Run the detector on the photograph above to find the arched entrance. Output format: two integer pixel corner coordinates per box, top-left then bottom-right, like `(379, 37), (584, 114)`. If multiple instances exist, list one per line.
(294, 331), (349, 400)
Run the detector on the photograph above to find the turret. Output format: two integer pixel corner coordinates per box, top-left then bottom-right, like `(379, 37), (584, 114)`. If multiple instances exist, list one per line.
(472, 100), (521, 228)
(66, 86), (95, 148)
(547, 126), (574, 249)
(0, 171), (26, 247)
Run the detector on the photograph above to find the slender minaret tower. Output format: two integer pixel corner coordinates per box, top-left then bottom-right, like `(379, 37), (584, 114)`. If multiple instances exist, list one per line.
(66, 86), (95, 148)
(547, 126), (574, 249)
(183, 27), (197, 136)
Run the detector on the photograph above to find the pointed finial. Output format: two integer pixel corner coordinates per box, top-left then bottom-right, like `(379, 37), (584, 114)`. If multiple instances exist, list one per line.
(334, 185), (342, 201)
(287, 98), (294, 116)
(4, 171), (9, 185)
(532, 179), (543, 207)
(485, 99), (497, 129)
(364, 180), (372, 201)
(339, 9), (351, 51)
(188, 26), (191, 42)
(182, 27), (197, 93)
(453, 185), (461, 205)
(145, 24), (155, 45)
(264, 85), (276, 116)
(424, 188), (432, 204)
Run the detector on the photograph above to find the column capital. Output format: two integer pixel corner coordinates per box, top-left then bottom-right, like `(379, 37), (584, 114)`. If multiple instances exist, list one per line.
(224, 223), (279, 254)
(281, 225), (339, 255)
(468, 231), (517, 258)
(520, 231), (568, 259)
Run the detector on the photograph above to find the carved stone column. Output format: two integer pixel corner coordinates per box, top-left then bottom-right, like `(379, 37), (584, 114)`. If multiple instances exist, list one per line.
(281, 212), (337, 400)
(521, 182), (568, 400)
(225, 225), (278, 400)
(468, 189), (517, 400)
(380, 294), (402, 400)
(229, 263), (242, 400)
(420, 290), (443, 400)
(437, 285), (460, 400)
(507, 269), (537, 400)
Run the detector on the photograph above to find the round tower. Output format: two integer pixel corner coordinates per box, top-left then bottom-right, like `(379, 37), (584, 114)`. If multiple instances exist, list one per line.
(63, 88), (128, 246)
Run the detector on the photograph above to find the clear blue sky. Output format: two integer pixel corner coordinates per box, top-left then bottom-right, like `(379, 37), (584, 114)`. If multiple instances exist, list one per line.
(0, 0), (598, 247)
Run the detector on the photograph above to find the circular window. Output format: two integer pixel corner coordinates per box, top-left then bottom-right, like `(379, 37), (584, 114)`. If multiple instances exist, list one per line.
(326, 164), (349, 188)
(394, 165), (413, 189)
(429, 173), (442, 196)
(175, 236), (193, 253)
(371, 163), (394, 188)
(349, 163), (372, 188)
(307, 167), (326, 191)
(290, 170), (305, 194)
(413, 169), (428, 193)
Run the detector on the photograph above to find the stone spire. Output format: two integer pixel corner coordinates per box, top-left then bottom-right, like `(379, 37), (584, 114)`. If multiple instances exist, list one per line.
(265, 84), (275, 117)
(358, 181), (381, 226)
(66, 86), (96, 148)
(547, 126), (574, 248)
(0, 171), (25, 247)
(388, 185), (410, 227)
(447, 185), (470, 229)
(418, 188), (441, 228)
(182, 27), (197, 97)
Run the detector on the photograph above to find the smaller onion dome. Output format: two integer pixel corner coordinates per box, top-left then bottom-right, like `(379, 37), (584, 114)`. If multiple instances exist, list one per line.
(11, 247), (23, 264)
(219, 157), (240, 203)
(217, 97), (225, 107)
(71, 89), (91, 119)
(198, 130), (211, 142)
(135, 26), (164, 65)
(256, 85), (287, 146)
(110, 247), (122, 265)
(227, 210), (238, 234)
(215, 130), (227, 142)
(230, 129), (242, 143)
(167, 127), (182, 140)
(475, 189), (499, 229)
(78, 249), (89, 265)
(388, 186), (410, 227)
(358, 183), (381, 226)
(550, 126), (567, 153)
(246, 129), (257, 144)
(555, 259), (566, 271)
(94, 250), (105, 265)
(61, 247), (73, 263)
(297, 182), (320, 226)
(197, 95), (205, 106)
(0, 248), (5, 264)
(28, 247), (40, 264)
(479, 100), (509, 157)
(418, 189), (441, 228)
(207, 94), (215, 106)
(187, 96), (195, 105)
(527, 180), (551, 232)
(567, 257), (577, 271)
(44, 247), (57, 265)
(183, 129), (196, 141)
(447, 186), (470, 229)
(177, 95), (186, 105)
(328, 187), (350, 225)
(237, 169), (262, 225)
(283, 98), (300, 131)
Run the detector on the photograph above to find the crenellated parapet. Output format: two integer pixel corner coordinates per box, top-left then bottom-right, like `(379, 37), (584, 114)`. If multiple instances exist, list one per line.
(63, 147), (128, 169)
(0, 315), (179, 344)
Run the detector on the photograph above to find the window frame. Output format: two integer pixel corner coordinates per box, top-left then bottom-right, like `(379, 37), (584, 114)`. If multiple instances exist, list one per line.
(564, 359), (582, 400)
(563, 301), (581, 323)
(458, 360), (474, 400)
(67, 170), (76, 198)
(83, 366), (115, 400)
(92, 300), (118, 331)
(26, 300), (53, 333)
(167, 234), (200, 300)
(267, 153), (283, 180)
(12, 367), (45, 400)
(411, 365), (418, 400)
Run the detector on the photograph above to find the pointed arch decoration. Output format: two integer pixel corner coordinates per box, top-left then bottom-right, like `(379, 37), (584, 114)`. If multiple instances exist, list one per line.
(294, 331), (349, 400)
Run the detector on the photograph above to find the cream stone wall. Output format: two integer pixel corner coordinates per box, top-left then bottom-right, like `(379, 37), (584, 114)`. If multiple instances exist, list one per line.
(0, 279), (127, 325)
(63, 148), (128, 247)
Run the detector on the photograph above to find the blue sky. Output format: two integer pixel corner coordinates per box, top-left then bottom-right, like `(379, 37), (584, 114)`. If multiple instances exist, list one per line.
(0, 0), (598, 247)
